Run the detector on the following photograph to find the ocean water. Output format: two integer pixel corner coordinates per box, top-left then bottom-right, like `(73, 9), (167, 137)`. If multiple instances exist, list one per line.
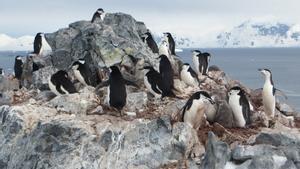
(178, 48), (300, 111)
(0, 48), (299, 111)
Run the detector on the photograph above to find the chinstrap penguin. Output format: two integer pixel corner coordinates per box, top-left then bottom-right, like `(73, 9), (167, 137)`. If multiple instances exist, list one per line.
(192, 50), (211, 76)
(259, 68), (276, 117)
(33, 32), (44, 56)
(95, 66), (138, 114)
(228, 86), (251, 127)
(91, 8), (105, 23)
(49, 70), (77, 96)
(163, 32), (176, 55)
(182, 91), (215, 129)
(141, 32), (159, 53)
(71, 58), (101, 87)
(180, 63), (201, 88)
(158, 55), (176, 98)
(142, 66), (163, 98)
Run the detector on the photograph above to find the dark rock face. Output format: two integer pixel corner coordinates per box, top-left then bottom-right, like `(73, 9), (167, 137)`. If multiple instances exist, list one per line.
(200, 132), (231, 169)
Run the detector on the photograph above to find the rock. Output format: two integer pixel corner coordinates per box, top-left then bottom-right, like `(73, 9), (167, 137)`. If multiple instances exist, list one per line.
(255, 132), (300, 147)
(45, 13), (158, 82)
(214, 101), (235, 128)
(34, 90), (57, 103)
(0, 106), (202, 169)
(200, 132), (231, 169)
(126, 91), (147, 112)
(280, 160), (297, 169)
(47, 86), (99, 115)
(32, 66), (57, 90)
(277, 102), (296, 116)
(0, 76), (19, 92)
(232, 144), (285, 162)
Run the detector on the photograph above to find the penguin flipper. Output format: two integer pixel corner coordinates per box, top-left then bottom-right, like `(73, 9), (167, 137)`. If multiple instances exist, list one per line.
(275, 88), (288, 100)
(95, 80), (109, 91)
(56, 85), (66, 95)
(124, 80), (139, 88)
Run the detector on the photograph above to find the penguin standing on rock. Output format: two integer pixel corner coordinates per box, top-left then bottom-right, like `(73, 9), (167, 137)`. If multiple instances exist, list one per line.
(163, 32), (176, 55)
(95, 66), (138, 114)
(182, 91), (215, 129)
(14, 56), (23, 88)
(192, 50), (212, 76)
(48, 70), (77, 96)
(259, 69), (276, 117)
(141, 32), (159, 53)
(91, 8), (105, 23)
(142, 66), (163, 98)
(228, 86), (251, 127)
(33, 33), (44, 56)
(71, 58), (101, 87)
(158, 55), (176, 98)
(180, 63), (201, 88)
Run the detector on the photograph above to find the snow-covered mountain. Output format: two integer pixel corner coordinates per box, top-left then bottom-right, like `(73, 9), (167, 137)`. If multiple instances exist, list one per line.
(216, 20), (300, 48)
(0, 34), (51, 51)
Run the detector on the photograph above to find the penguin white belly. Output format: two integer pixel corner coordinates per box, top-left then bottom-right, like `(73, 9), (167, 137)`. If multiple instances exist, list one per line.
(229, 95), (246, 127)
(205, 103), (217, 122)
(74, 70), (87, 86)
(107, 87), (110, 105)
(262, 85), (276, 117)
(192, 55), (199, 74)
(48, 78), (61, 96)
(181, 70), (197, 87)
(184, 101), (204, 129)
(144, 76), (160, 98)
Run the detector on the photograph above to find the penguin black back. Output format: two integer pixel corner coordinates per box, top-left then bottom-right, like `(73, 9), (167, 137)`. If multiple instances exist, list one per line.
(159, 55), (175, 97)
(72, 60), (101, 87)
(144, 66), (163, 94)
(143, 32), (159, 53)
(14, 56), (23, 80)
(108, 66), (127, 110)
(33, 33), (43, 55)
(50, 70), (77, 94)
(164, 32), (176, 55)
(198, 52), (211, 75)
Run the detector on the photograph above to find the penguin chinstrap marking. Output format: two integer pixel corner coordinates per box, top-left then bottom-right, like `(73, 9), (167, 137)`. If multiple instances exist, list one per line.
(259, 68), (276, 117)
(91, 8), (105, 23)
(158, 55), (176, 98)
(96, 66), (138, 113)
(142, 66), (163, 98)
(48, 70), (77, 96)
(182, 91), (215, 129)
(33, 32), (44, 56)
(71, 59), (101, 87)
(228, 86), (251, 127)
(163, 32), (176, 55)
(141, 32), (159, 53)
(180, 63), (201, 88)
(192, 50), (211, 76)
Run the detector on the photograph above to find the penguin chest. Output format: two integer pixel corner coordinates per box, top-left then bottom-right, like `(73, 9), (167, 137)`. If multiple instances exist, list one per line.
(74, 69), (87, 86)
(181, 70), (197, 87)
(229, 95), (246, 127)
(262, 85), (275, 116)
(192, 56), (199, 74)
(184, 101), (205, 129)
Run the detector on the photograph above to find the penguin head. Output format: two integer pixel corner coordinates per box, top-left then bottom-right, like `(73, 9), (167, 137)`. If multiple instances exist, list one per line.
(97, 8), (104, 14)
(142, 65), (154, 73)
(228, 86), (243, 97)
(259, 68), (272, 78)
(157, 54), (168, 61)
(36, 32), (44, 38)
(71, 61), (81, 70)
(15, 55), (22, 61)
(55, 70), (69, 79)
(109, 65), (121, 73)
(194, 91), (215, 105)
(192, 50), (201, 56)
(182, 63), (190, 71)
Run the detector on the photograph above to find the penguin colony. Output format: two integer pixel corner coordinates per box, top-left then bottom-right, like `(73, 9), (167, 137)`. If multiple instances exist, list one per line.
(6, 8), (286, 129)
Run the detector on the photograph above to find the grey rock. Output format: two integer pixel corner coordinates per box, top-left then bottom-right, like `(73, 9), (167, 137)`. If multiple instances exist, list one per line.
(47, 86), (98, 115)
(280, 160), (297, 169)
(232, 144), (285, 162)
(0, 106), (202, 169)
(126, 91), (147, 112)
(255, 132), (300, 147)
(34, 90), (56, 102)
(277, 102), (296, 116)
(214, 101), (235, 128)
(200, 132), (231, 169)
(32, 66), (57, 90)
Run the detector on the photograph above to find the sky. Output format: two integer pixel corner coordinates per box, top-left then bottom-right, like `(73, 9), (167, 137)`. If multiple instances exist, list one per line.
(1, 0), (300, 38)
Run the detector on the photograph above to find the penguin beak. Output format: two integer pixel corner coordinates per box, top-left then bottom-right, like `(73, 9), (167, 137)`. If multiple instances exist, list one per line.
(258, 68), (262, 72)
